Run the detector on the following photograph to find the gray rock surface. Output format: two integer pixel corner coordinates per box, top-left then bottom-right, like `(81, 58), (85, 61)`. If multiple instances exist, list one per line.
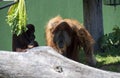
(0, 46), (120, 78)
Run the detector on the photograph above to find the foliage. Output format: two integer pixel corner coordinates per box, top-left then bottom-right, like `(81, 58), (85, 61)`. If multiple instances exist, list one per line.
(99, 26), (120, 52)
(95, 49), (120, 72)
(6, 0), (27, 36)
(96, 27), (120, 72)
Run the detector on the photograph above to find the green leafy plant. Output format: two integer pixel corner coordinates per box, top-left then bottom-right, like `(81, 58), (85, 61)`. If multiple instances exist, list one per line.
(99, 26), (120, 52)
(6, 0), (27, 35)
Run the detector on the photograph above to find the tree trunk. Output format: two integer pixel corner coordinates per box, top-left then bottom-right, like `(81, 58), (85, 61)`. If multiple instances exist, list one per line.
(0, 46), (120, 78)
(83, 0), (104, 51)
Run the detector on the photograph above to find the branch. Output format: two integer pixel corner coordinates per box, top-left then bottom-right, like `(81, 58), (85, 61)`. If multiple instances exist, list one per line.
(0, 46), (120, 78)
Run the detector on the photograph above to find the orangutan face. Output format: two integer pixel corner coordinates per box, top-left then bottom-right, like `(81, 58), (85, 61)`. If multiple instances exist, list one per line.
(52, 22), (72, 55)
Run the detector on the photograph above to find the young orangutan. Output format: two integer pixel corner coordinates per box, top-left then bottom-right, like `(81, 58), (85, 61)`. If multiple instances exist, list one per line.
(12, 24), (39, 52)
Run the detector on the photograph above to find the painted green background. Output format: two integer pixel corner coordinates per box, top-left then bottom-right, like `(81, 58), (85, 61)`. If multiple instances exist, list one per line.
(0, 0), (120, 51)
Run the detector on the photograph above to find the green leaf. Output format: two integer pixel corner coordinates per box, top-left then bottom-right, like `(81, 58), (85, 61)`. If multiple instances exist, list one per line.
(6, 0), (27, 36)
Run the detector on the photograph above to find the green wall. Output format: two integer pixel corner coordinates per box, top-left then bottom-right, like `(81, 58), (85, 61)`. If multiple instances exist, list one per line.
(0, 2), (12, 51)
(0, 0), (120, 51)
(103, 5), (120, 33)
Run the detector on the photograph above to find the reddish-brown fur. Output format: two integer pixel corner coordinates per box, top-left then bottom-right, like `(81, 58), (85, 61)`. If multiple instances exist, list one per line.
(45, 16), (96, 66)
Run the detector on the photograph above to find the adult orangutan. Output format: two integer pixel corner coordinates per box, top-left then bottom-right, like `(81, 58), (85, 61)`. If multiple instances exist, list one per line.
(45, 16), (96, 66)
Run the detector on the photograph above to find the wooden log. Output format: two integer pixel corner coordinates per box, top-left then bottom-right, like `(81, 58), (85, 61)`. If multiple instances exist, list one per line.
(0, 46), (119, 78)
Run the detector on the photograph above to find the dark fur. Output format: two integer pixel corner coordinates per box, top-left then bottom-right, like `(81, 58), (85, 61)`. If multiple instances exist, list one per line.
(12, 24), (39, 52)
